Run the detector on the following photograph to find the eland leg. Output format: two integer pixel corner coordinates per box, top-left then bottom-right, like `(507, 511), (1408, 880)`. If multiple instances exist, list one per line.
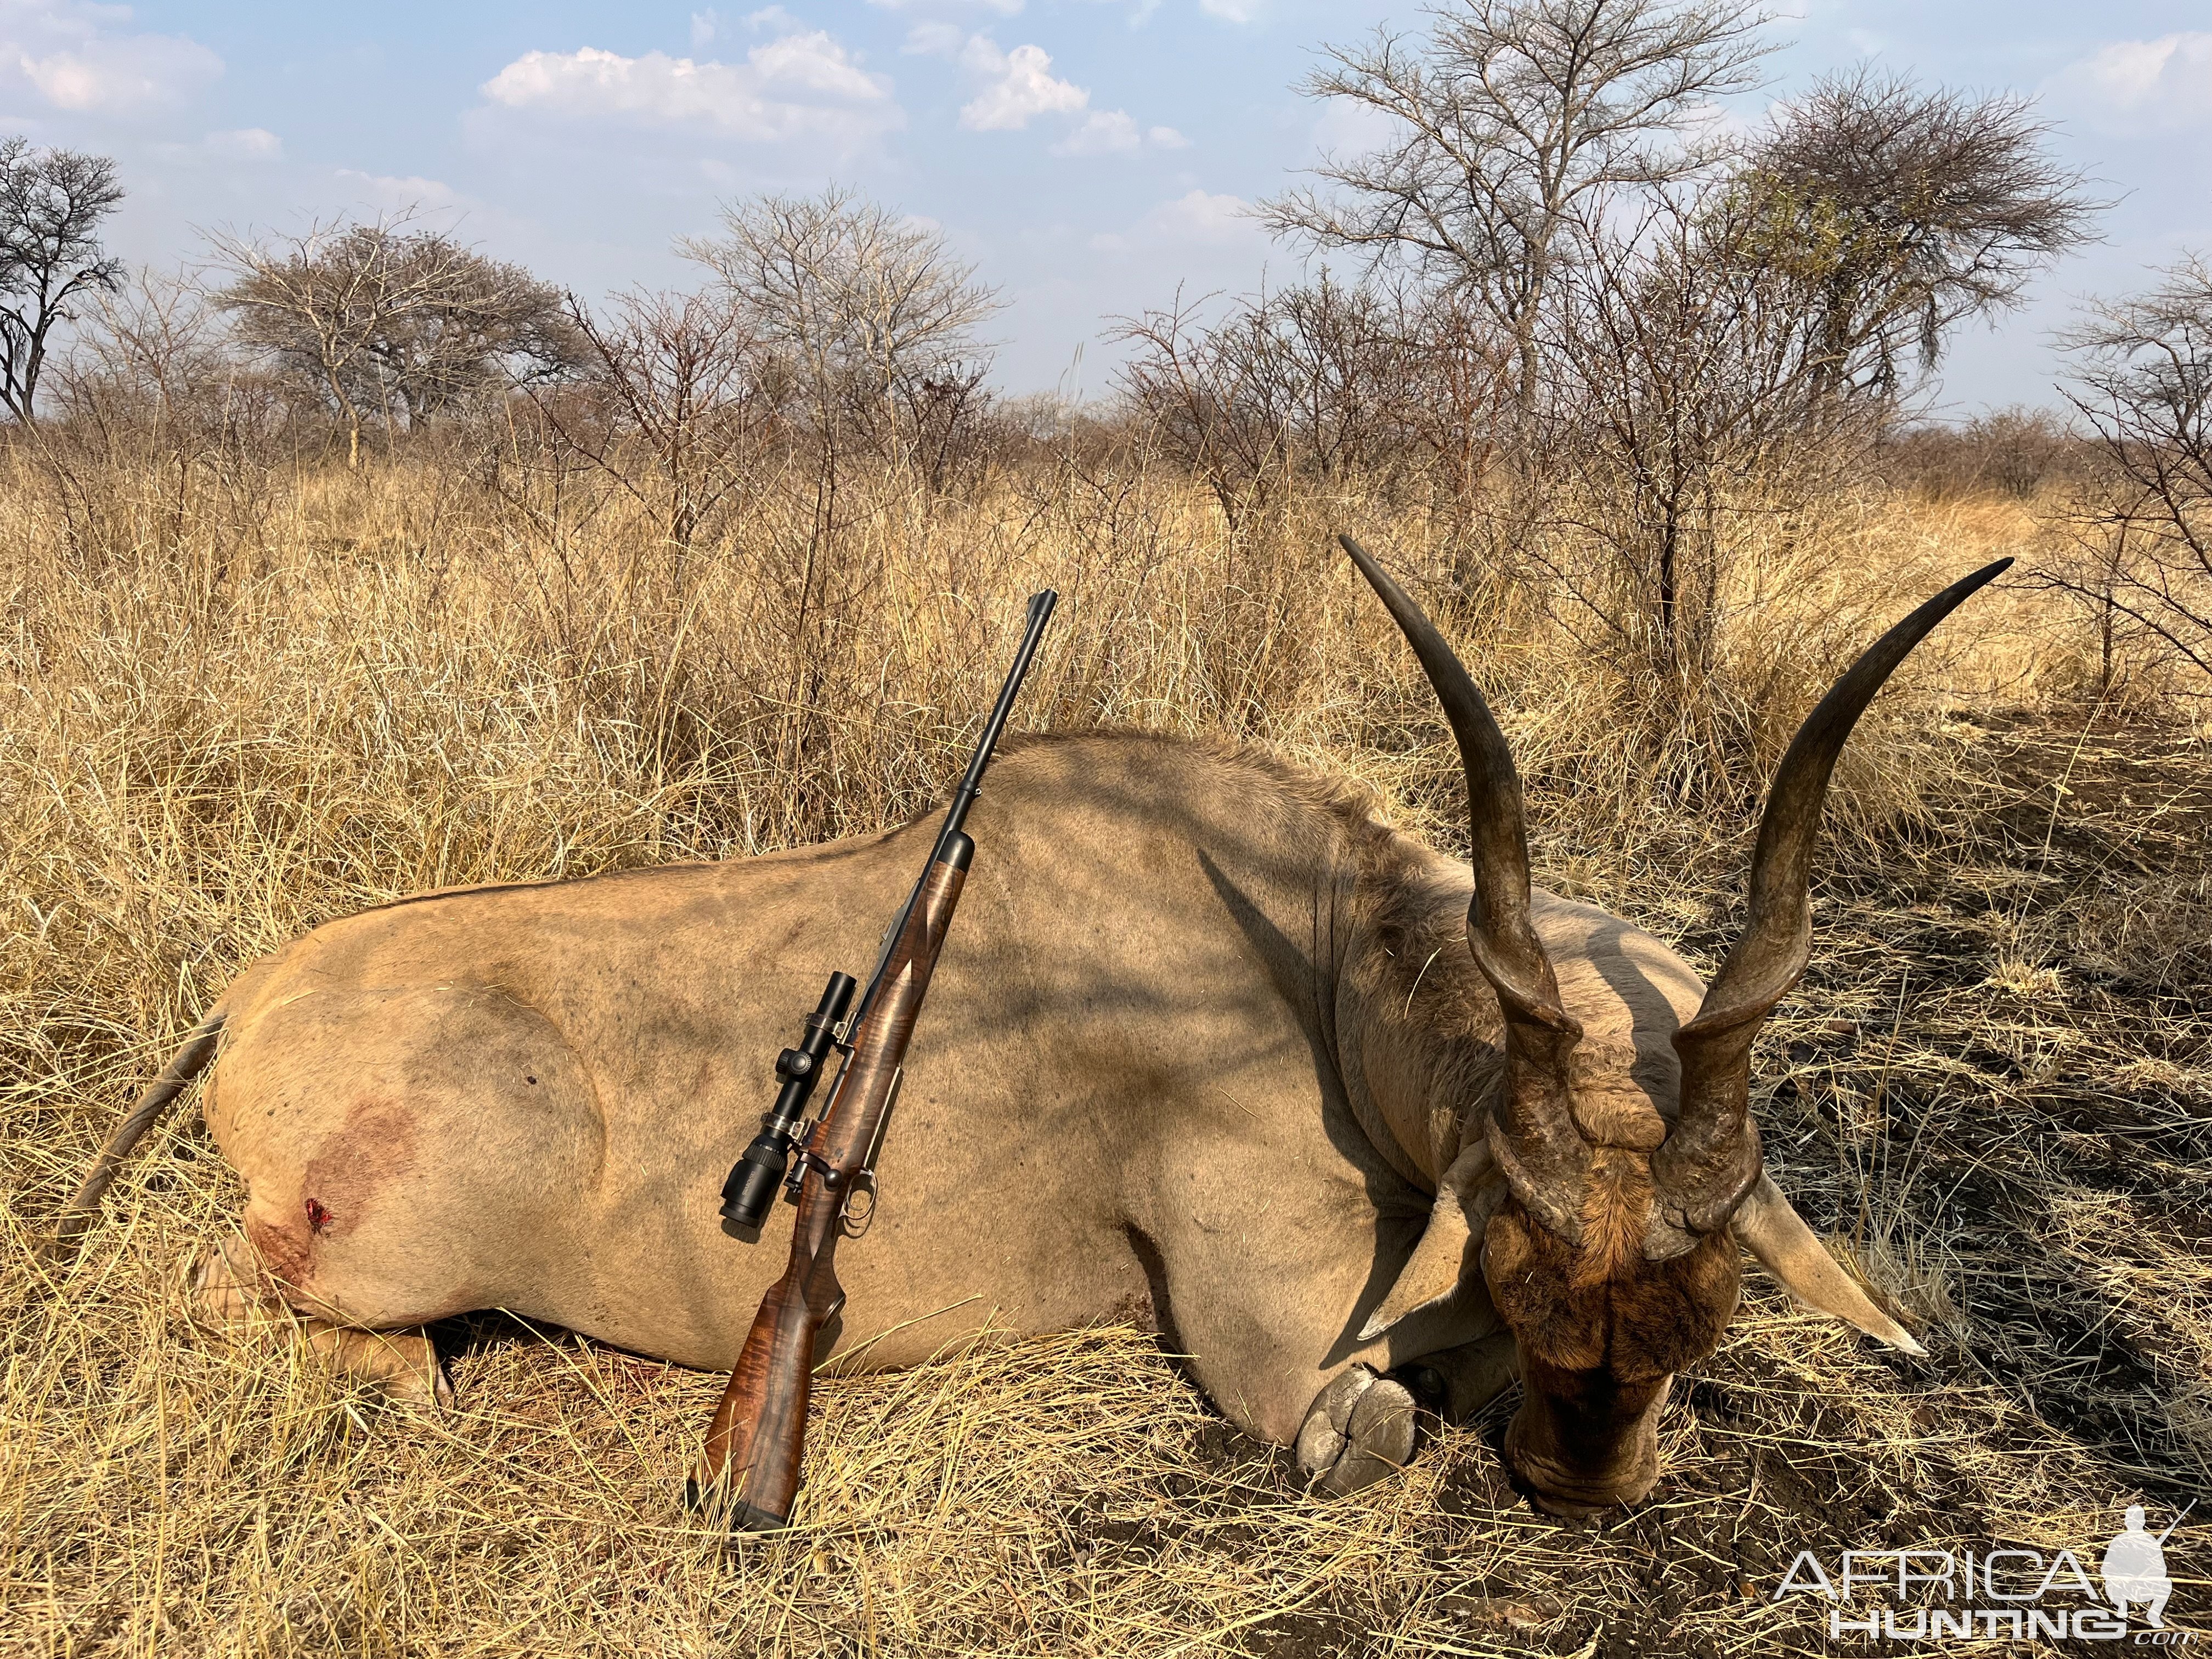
(1294, 1364), (1420, 1496)
(189, 1228), (453, 1408)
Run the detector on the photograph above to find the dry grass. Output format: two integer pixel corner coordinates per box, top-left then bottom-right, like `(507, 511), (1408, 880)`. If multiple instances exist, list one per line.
(3, 443), (2207, 1656)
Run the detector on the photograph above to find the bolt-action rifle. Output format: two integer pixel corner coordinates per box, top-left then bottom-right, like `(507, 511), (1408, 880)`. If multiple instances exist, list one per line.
(687, 589), (1059, 1533)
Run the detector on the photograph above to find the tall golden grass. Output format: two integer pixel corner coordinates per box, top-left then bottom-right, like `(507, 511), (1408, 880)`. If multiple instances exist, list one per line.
(5, 439), (2204, 1655)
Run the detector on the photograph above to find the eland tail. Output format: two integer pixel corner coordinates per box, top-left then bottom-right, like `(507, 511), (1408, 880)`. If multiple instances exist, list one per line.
(50, 1013), (227, 1262)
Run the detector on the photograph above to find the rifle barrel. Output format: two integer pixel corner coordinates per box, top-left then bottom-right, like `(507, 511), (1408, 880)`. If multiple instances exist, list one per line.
(853, 588), (1057, 1027)
(932, 588), (1059, 861)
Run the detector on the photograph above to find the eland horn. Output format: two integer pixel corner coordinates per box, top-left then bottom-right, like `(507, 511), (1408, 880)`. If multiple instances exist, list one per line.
(1648, 558), (2013, 1259)
(1341, 535), (1588, 1241)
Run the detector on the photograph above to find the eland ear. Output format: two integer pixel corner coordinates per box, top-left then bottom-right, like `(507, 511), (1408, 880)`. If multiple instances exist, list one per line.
(1731, 1172), (1926, 1355)
(1357, 1141), (1503, 1343)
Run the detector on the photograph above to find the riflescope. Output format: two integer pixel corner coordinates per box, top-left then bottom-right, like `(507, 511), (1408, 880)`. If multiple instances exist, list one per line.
(718, 971), (856, 1229)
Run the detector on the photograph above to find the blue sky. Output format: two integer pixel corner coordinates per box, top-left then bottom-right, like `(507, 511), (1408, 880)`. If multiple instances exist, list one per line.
(2, 0), (2208, 412)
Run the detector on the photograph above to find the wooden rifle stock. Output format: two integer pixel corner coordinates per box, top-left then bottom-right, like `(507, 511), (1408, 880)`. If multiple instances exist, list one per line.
(688, 840), (971, 1530)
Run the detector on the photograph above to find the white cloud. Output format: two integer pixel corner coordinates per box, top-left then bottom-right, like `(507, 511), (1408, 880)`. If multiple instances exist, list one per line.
(480, 32), (899, 143)
(1197, 0), (1262, 21)
(1147, 187), (1254, 243)
(0, 0), (222, 116)
(941, 33), (1181, 156)
(205, 127), (281, 161)
(1089, 187), (1257, 252)
(1050, 109), (1187, 156)
(2050, 33), (2212, 133)
(335, 169), (465, 212)
(1053, 109), (1135, 154)
(957, 36), (1086, 131)
(903, 20), (964, 56)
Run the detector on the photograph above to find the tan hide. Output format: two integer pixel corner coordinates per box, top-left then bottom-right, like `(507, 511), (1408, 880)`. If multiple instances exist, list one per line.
(1731, 1171), (1927, 1355)
(136, 732), (1930, 1469)
(185, 732), (1556, 1451)
(1358, 1139), (1503, 1342)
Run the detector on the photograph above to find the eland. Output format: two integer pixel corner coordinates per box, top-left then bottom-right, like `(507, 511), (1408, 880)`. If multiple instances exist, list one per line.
(59, 539), (1998, 1515)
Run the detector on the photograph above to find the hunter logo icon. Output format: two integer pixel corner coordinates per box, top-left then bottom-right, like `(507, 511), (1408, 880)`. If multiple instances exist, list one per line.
(2102, 1505), (2185, 1629)
(1770, 1502), (2197, 1640)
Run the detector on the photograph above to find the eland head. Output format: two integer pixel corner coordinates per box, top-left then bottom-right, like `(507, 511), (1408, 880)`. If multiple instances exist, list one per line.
(1341, 535), (2002, 1515)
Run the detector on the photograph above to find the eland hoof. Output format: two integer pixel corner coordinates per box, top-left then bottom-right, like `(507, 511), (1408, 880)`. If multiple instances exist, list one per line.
(1294, 1364), (1418, 1496)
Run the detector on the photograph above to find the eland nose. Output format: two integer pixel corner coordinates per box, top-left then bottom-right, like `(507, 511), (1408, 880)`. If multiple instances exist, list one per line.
(1506, 1418), (1660, 1515)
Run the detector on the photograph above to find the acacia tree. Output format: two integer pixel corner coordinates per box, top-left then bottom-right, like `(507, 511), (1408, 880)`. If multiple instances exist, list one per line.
(1745, 68), (2097, 401)
(1262, 0), (1771, 415)
(1538, 70), (2091, 680)
(1540, 177), (1866, 675)
(0, 138), (125, 422)
(358, 237), (580, 421)
(679, 185), (1000, 471)
(208, 213), (579, 464)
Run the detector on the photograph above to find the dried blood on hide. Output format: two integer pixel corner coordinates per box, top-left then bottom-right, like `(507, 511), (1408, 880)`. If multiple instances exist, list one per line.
(246, 1215), (313, 1288)
(300, 1096), (419, 1239)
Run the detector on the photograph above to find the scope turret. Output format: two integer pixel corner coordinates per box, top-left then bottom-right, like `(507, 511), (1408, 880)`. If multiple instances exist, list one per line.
(718, 972), (856, 1229)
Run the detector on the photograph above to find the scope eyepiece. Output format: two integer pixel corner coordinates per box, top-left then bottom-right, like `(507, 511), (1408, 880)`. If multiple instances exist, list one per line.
(718, 971), (856, 1231)
(718, 1133), (794, 1231)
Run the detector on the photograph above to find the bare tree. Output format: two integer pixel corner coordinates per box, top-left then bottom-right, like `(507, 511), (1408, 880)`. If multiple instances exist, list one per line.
(1262, 0), (1771, 413)
(539, 288), (778, 554)
(2042, 261), (2212, 690)
(207, 213), (580, 464)
(33, 270), (315, 569)
(1393, 286), (1522, 515)
(1538, 177), (1876, 676)
(679, 185), (1001, 468)
(0, 137), (125, 422)
(1113, 275), (1494, 523)
(54, 270), (228, 425)
(1745, 68), (2098, 400)
(1110, 287), (1300, 526)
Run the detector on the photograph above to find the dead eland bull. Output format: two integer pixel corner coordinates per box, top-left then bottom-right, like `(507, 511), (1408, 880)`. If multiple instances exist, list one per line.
(59, 540), (2000, 1516)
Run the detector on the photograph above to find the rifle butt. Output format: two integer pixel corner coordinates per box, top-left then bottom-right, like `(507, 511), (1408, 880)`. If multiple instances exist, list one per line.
(687, 1271), (823, 1532)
